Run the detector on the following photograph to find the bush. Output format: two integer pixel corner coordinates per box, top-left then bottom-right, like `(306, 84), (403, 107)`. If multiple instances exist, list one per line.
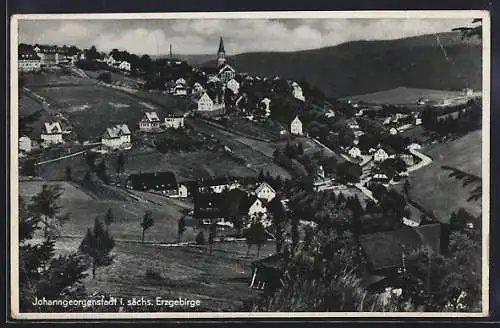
(195, 231), (206, 245)
(145, 267), (163, 280)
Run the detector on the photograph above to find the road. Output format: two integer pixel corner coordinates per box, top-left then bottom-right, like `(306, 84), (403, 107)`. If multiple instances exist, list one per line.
(34, 144), (101, 166)
(406, 148), (433, 173)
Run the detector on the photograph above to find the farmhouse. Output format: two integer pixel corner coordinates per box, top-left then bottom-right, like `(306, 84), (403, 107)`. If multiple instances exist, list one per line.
(193, 192), (228, 226)
(226, 78), (240, 94)
(260, 98), (271, 117)
(197, 92), (215, 111)
(198, 176), (241, 193)
(255, 182), (276, 202)
(139, 112), (161, 132)
(359, 224), (441, 291)
(173, 84), (188, 96)
(249, 254), (285, 293)
(127, 171), (178, 195)
(118, 60), (131, 72)
(105, 55), (118, 67)
(164, 113), (185, 129)
(41, 122), (64, 145)
(18, 49), (41, 72)
(290, 116), (303, 136)
(101, 124), (131, 149)
(246, 196), (268, 221)
(389, 127), (398, 135)
(373, 148), (390, 162)
(291, 82), (305, 102)
(348, 146), (362, 158)
(18, 136), (32, 153)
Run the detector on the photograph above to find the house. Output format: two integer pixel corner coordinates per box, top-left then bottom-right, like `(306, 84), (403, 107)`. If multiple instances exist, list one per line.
(255, 182), (276, 202)
(219, 64), (236, 83)
(249, 254), (286, 293)
(372, 173), (390, 183)
(118, 60), (131, 72)
(399, 154), (414, 166)
(173, 84), (188, 96)
(177, 181), (197, 198)
(164, 113), (185, 129)
(197, 92), (215, 111)
(383, 117), (392, 125)
(101, 124), (131, 149)
(178, 184), (189, 198)
(347, 118), (360, 130)
(127, 171), (178, 195)
(18, 136), (32, 153)
(198, 176), (241, 193)
(193, 192), (228, 226)
(389, 127), (398, 135)
(325, 110), (336, 118)
(226, 78), (240, 94)
(18, 49), (41, 72)
(373, 148), (389, 162)
(41, 122), (64, 145)
(348, 146), (362, 158)
(34, 45), (67, 66)
(175, 78), (187, 85)
(358, 224), (441, 288)
(260, 98), (271, 117)
(246, 196), (268, 221)
(139, 112), (161, 131)
(291, 82), (305, 101)
(105, 55), (118, 67)
(192, 82), (204, 94)
(402, 216), (422, 228)
(407, 143), (422, 151)
(290, 116), (303, 136)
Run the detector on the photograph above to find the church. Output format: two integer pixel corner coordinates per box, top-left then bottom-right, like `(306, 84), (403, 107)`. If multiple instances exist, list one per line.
(216, 37), (236, 83)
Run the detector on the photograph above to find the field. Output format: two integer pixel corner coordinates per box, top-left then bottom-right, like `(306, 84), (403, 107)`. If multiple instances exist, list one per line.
(408, 130), (482, 223)
(342, 86), (467, 107)
(104, 148), (257, 182)
(19, 93), (43, 118)
(20, 180), (274, 311)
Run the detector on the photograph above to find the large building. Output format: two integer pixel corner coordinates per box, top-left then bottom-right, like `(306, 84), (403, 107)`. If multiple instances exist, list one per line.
(164, 113), (185, 129)
(41, 122), (64, 145)
(139, 112), (161, 132)
(216, 37), (236, 82)
(18, 48), (41, 72)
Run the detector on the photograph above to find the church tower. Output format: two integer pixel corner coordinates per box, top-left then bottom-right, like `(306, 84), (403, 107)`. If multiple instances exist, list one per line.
(217, 36), (226, 68)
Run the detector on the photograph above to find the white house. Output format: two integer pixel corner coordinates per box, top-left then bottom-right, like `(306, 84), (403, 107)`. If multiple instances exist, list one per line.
(226, 78), (240, 94)
(139, 112), (161, 131)
(105, 55), (117, 67)
(164, 114), (185, 129)
(175, 78), (187, 85)
(41, 122), (64, 145)
(18, 136), (32, 153)
(389, 127), (398, 135)
(347, 119), (360, 130)
(291, 82), (305, 101)
(218, 64), (236, 82)
(415, 118), (423, 126)
(348, 146), (362, 158)
(248, 198), (268, 219)
(373, 148), (389, 162)
(173, 84), (188, 96)
(101, 124), (131, 149)
(325, 110), (336, 118)
(260, 98), (271, 117)
(197, 92), (215, 111)
(178, 184), (188, 198)
(118, 61), (131, 72)
(18, 51), (41, 72)
(255, 182), (276, 202)
(192, 82), (204, 94)
(290, 116), (303, 136)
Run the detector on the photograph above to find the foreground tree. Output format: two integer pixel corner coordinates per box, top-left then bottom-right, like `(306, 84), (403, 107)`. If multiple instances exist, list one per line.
(79, 217), (115, 279)
(28, 184), (70, 239)
(178, 216), (186, 244)
(20, 196), (88, 311)
(104, 208), (115, 226)
(140, 211), (154, 243)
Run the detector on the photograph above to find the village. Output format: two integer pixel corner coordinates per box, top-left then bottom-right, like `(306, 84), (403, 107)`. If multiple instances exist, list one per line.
(17, 28), (484, 312)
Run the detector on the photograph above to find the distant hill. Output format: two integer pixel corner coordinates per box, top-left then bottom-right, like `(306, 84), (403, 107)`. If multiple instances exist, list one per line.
(200, 31), (482, 98)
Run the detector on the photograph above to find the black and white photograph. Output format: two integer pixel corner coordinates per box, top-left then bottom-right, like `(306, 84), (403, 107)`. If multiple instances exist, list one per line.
(10, 11), (490, 319)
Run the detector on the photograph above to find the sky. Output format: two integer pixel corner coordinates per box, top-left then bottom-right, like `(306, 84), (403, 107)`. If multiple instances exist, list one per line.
(18, 18), (475, 56)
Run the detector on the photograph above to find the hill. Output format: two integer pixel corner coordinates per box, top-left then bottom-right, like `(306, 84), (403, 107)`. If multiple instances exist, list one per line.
(201, 32), (482, 98)
(408, 130), (482, 223)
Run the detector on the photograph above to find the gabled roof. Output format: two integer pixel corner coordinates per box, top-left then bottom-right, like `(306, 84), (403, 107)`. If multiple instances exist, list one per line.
(43, 122), (62, 134)
(104, 124), (130, 138)
(358, 224), (441, 272)
(128, 171), (177, 191)
(255, 182), (276, 196)
(291, 115), (302, 124)
(219, 64), (235, 74)
(143, 111), (160, 122)
(198, 92), (214, 103)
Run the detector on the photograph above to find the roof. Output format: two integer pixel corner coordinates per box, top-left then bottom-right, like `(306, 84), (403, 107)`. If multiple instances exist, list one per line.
(255, 182), (276, 196)
(291, 116), (301, 124)
(143, 112), (160, 122)
(219, 64), (236, 74)
(128, 171), (177, 191)
(194, 192), (225, 219)
(43, 122), (62, 134)
(19, 51), (41, 61)
(218, 36), (225, 53)
(358, 224), (441, 271)
(104, 124), (130, 138)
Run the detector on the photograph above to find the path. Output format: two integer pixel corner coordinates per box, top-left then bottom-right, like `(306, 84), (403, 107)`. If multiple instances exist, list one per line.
(34, 144), (101, 166)
(406, 147), (433, 173)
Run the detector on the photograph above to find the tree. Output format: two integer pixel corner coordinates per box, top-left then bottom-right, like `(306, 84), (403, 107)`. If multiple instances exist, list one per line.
(268, 197), (287, 253)
(208, 222), (217, 255)
(19, 196), (89, 311)
(28, 184), (69, 239)
(65, 166), (72, 181)
(178, 216), (186, 243)
(140, 211), (154, 243)
(117, 152), (125, 174)
(79, 217), (115, 279)
(195, 231), (206, 245)
(442, 166), (481, 202)
(403, 179), (411, 197)
(247, 221), (268, 258)
(104, 208), (114, 226)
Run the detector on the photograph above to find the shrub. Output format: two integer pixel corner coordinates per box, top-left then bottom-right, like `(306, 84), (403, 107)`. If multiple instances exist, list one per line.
(195, 231), (206, 245)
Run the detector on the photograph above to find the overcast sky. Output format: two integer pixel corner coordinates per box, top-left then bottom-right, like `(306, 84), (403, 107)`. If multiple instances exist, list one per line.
(18, 18), (473, 55)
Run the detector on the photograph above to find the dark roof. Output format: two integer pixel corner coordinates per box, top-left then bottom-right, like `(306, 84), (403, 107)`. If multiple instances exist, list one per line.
(358, 224), (441, 272)
(252, 254), (284, 269)
(128, 171), (177, 191)
(193, 192), (225, 219)
(198, 176), (239, 187)
(218, 36), (225, 54)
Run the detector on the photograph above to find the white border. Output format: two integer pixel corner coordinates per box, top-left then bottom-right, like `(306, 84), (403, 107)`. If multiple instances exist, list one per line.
(10, 10), (491, 320)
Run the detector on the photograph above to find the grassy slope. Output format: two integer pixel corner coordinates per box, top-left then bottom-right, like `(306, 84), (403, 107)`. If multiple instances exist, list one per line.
(207, 32), (481, 98)
(408, 130), (482, 223)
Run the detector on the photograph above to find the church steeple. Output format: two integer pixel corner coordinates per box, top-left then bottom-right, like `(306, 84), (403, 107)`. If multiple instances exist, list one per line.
(217, 36), (226, 67)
